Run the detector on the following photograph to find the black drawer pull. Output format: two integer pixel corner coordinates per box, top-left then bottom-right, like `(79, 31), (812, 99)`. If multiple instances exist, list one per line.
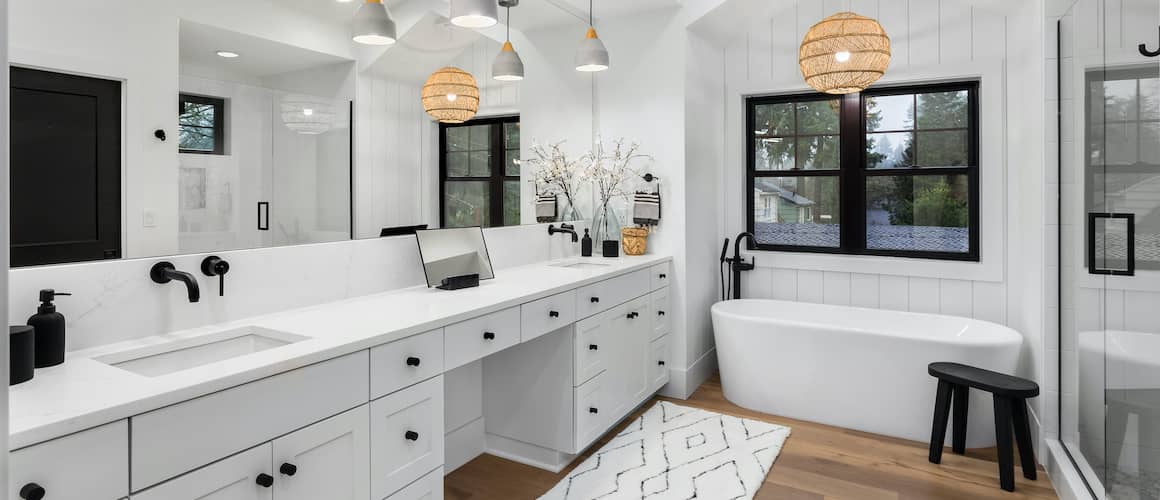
(659, 273), (667, 279)
(549, 310), (560, 318)
(406, 356), (421, 367)
(590, 297), (600, 303)
(483, 331), (496, 340)
(405, 430), (420, 441)
(658, 361), (666, 366)
(280, 463), (298, 476)
(589, 407), (599, 414)
(589, 344), (599, 351)
(20, 483), (45, 500)
(658, 311), (666, 316)
(256, 473), (274, 488)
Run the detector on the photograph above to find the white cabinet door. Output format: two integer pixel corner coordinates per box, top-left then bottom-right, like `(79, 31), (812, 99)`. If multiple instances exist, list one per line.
(573, 310), (612, 386)
(131, 444), (272, 500)
(650, 288), (671, 340)
(616, 296), (652, 415)
(371, 376), (444, 499)
(10, 421), (128, 500)
(573, 371), (610, 451)
(650, 335), (671, 392)
(273, 406), (369, 500)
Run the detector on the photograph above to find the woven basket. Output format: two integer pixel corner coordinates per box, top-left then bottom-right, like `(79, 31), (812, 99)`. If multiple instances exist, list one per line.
(621, 227), (649, 256)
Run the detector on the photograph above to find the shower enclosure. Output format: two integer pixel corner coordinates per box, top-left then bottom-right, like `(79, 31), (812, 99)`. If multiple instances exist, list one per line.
(1057, 0), (1160, 498)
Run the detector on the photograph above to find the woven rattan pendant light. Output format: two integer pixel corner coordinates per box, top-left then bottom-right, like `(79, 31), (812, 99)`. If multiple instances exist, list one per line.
(799, 12), (891, 94)
(422, 67), (480, 123)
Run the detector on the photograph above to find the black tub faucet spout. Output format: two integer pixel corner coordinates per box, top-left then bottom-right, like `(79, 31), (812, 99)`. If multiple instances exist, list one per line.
(150, 261), (201, 303)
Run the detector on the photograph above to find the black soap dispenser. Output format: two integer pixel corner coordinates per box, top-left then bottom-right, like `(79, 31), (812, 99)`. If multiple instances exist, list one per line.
(28, 289), (71, 368)
(581, 228), (593, 257)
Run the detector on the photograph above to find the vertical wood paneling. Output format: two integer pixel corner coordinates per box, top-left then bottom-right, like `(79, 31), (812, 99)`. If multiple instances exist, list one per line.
(823, 272), (852, 305)
(1103, 0), (1123, 49)
(850, 0), (880, 19)
(823, 0), (847, 17)
(909, 0), (941, 65)
(971, 4), (1006, 61)
(747, 23), (772, 82)
(744, 267), (774, 300)
(770, 14), (798, 76)
(879, 275), (910, 311)
(939, 279), (973, 318)
(850, 273), (880, 308)
(973, 281), (1006, 324)
(938, 0), (972, 63)
(797, 270), (825, 303)
(908, 277), (941, 313)
(1123, 0), (1159, 55)
(878, 0), (910, 69)
(771, 269), (798, 300)
(796, 1), (825, 51)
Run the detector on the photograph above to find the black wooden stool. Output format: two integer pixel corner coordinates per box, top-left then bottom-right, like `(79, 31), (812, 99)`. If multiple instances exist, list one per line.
(927, 362), (1040, 492)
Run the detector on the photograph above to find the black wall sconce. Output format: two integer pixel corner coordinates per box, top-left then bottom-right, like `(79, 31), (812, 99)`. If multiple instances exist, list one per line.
(154, 129), (167, 142)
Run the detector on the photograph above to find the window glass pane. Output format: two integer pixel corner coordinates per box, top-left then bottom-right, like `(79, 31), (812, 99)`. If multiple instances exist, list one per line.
(796, 135), (840, 170)
(504, 122), (520, 149)
(446, 127), (469, 152)
(796, 100), (840, 134)
(1105, 123), (1138, 165)
(754, 103), (795, 136)
(505, 149), (520, 176)
(180, 102), (215, 128)
(753, 176), (840, 247)
(446, 152), (469, 177)
(179, 127), (215, 152)
(503, 181), (520, 226)
(865, 94), (913, 131)
(1141, 78), (1159, 120)
(866, 175), (970, 253)
(444, 181), (490, 227)
(469, 151), (491, 176)
(916, 130), (969, 166)
(1103, 79), (1138, 121)
(1142, 122), (1160, 165)
(866, 132), (914, 169)
(469, 124), (492, 150)
(755, 137), (795, 171)
(916, 91), (968, 129)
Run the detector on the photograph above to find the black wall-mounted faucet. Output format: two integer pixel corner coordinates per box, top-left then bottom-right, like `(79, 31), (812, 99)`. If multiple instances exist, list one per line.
(549, 223), (579, 243)
(201, 256), (230, 297)
(150, 262), (201, 303)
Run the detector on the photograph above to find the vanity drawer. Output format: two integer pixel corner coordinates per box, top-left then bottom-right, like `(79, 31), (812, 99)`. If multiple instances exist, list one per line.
(650, 262), (671, 290)
(384, 467), (444, 500)
(575, 269), (651, 319)
(444, 307), (520, 370)
(573, 310), (610, 386)
(10, 421), (128, 500)
(130, 443), (271, 500)
(130, 351), (369, 491)
(371, 329), (444, 399)
(650, 288), (671, 340)
(371, 376), (444, 500)
(522, 290), (577, 342)
(650, 335), (671, 392)
(573, 372), (611, 452)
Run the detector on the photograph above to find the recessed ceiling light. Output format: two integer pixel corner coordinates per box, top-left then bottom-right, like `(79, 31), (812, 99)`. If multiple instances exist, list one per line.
(216, 51), (240, 58)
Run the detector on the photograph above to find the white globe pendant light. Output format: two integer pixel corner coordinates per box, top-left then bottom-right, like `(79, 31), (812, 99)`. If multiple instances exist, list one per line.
(352, 0), (397, 45)
(450, 0), (498, 29)
(575, 0), (608, 72)
(492, 0), (524, 81)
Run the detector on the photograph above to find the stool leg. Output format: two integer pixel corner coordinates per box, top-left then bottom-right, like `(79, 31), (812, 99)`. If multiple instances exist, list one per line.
(952, 384), (969, 454)
(1012, 399), (1038, 481)
(929, 380), (953, 464)
(994, 395), (1015, 492)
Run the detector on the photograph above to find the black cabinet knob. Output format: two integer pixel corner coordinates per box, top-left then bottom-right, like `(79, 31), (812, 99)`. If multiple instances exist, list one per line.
(405, 430), (420, 441)
(19, 483), (45, 500)
(590, 297), (600, 303)
(549, 310), (560, 318)
(658, 361), (666, 366)
(406, 356), (421, 367)
(589, 407), (599, 414)
(658, 311), (666, 316)
(280, 463), (298, 476)
(589, 344), (599, 351)
(626, 313), (634, 319)
(627, 312), (639, 319)
(483, 331), (496, 340)
(659, 273), (667, 279)
(256, 473), (274, 488)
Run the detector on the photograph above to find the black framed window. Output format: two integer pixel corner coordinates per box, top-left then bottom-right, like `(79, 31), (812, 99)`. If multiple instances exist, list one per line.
(747, 81), (980, 261)
(178, 94), (225, 155)
(440, 115), (520, 228)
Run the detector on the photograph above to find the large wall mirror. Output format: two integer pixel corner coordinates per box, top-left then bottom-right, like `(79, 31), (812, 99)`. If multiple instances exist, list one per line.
(8, 0), (595, 267)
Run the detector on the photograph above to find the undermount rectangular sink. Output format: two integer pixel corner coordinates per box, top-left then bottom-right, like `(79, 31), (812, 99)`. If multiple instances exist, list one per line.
(95, 326), (309, 377)
(550, 261), (612, 269)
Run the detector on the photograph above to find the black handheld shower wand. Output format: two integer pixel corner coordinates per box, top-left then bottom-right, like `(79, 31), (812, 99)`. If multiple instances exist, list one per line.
(719, 238), (731, 301)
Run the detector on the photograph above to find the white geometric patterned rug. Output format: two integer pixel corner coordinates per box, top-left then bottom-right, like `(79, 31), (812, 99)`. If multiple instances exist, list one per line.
(539, 401), (791, 500)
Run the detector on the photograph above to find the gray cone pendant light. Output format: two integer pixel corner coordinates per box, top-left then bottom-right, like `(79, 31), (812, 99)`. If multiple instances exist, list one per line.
(450, 0), (499, 28)
(575, 0), (609, 72)
(353, 0), (397, 45)
(493, 0), (524, 81)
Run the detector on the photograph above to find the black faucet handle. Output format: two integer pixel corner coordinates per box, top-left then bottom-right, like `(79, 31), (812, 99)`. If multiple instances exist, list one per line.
(201, 256), (230, 297)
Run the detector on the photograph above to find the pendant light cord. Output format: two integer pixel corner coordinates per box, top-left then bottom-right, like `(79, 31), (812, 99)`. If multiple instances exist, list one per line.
(506, 6), (511, 41)
(589, 0), (594, 27)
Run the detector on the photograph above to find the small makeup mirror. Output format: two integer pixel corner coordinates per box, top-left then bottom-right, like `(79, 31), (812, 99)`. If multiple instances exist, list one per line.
(415, 227), (495, 288)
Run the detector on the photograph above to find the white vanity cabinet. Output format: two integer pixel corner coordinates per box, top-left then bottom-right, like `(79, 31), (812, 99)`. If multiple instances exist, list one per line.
(131, 442), (273, 500)
(371, 376), (444, 499)
(10, 420), (128, 500)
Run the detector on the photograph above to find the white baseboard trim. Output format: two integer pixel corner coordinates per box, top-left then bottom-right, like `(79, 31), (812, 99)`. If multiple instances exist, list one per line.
(1044, 439), (1095, 500)
(444, 417), (486, 474)
(485, 433), (574, 473)
(658, 348), (717, 399)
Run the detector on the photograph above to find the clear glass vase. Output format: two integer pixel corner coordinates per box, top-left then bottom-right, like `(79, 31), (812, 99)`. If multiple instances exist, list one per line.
(559, 195), (583, 223)
(591, 201), (621, 244)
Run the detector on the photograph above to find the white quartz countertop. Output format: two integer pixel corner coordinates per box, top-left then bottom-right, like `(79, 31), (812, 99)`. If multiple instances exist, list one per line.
(9, 255), (671, 449)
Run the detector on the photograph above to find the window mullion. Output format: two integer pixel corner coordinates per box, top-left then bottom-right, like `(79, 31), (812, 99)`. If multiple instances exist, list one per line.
(839, 92), (866, 252)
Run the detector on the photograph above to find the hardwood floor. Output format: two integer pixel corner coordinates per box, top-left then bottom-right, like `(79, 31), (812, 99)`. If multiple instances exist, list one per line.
(445, 374), (1059, 500)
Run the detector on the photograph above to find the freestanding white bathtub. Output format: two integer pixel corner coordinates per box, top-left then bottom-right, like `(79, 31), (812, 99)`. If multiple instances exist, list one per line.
(711, 299), (1023, 448)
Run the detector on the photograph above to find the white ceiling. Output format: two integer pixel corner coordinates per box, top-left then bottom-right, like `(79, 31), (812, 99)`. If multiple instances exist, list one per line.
(179, 20), (352, 80)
